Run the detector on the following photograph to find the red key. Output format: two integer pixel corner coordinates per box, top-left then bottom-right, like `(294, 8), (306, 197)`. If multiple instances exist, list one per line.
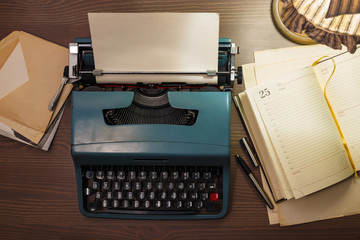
(210, 193), (218, 201)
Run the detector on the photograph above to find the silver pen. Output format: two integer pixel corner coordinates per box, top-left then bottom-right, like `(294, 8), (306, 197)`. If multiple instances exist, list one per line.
(235, 154), (274, 209)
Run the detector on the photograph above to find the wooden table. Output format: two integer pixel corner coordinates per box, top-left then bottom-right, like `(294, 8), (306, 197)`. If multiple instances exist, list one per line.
(0, 1), (359, 239)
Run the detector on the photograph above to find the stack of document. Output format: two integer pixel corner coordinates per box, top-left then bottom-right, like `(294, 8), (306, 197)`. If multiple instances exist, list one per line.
(238, 44), (360, 226)
(0, 31), (72, 150)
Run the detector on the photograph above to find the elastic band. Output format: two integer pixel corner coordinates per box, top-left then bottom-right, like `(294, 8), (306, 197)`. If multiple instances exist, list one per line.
(313, 57), (357, 177)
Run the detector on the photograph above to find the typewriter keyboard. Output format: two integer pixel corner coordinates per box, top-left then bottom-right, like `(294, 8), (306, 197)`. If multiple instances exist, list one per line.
(82, 165), (223, 216)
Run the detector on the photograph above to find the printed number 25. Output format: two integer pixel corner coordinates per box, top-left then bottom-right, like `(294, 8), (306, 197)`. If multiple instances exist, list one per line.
(259, 88), (270, 98)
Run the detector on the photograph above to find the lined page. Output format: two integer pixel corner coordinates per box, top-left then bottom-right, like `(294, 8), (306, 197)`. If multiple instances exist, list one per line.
(247, 67), (354, 199)
(313, 50), (360, 170)
(239, 92), (294, 201)
(239, 63), (294, 200)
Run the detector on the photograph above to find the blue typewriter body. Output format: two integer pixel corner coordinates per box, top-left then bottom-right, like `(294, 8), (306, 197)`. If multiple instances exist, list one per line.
(70, 38), (236, 219)
(72, 91), (230, 219)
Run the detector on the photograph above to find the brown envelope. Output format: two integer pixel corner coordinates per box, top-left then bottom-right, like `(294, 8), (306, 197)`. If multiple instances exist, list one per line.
(0, 31), (72, 144)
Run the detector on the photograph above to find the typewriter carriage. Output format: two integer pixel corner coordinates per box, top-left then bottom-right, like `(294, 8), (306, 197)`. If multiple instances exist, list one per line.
(68, 38), (239, 91)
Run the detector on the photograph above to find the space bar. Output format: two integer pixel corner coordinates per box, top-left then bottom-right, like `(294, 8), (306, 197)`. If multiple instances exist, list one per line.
(106, 209), (196, 215)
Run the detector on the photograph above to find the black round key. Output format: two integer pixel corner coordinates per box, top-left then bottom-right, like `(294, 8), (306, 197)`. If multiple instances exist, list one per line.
(96, 171), (104, 180)
(88, 201), (97, 212)
(102, 200), (109, 208)
(148, 192), (156, 200)
(102, 181), (110, 191)
(158, 191), (167, 200)
(85, 171), (94, 179)
(113, 182), (120, 191)
(160, 171), (168, 180)
(150, 171), (157, 180)
(116, 191), (124, 200)
(84, 188), (92, 196)
(174, 201), (182, 209)
(198, 183), (206, 191)
(203, 172), (212, 180)
(181, 172), (189, 180)
(190, 192), (198, 200)
(92, 181), (99, 190)
(126, 192), (134, 200)
(145, 182), (152, 190)
(143, 200), (151, 209)
(112, 200), (119, 208)
(154, 200), (161, 208)
(138, 171), (147, 180)
(156, 182), (163, 190)
(123, 182), (131, 191)
(171, 172), (179, 180)
(129, 171), (136, 180)
(132, 200), (140, 208)
(184, 201), (193, 209)
(107, 171), (115, 180)
(170, 192), (177, 200)
(176, 182), (184, 191)
(166, 182), (174, 190)
(192, 172), (200, 180)
(187, 183), (195, 190)
(138, 191), (145, 200)
(106, 191), (114, 199)
(208, 183), (216, 191)
(194, 201), (203, 209)
(95, 191), (103, 199)
(122, 200), (130, 208)
(135, 182), (141, 191)
(200, 193), (208, 201)
(180, 192), (187, 200)
(165, 200), (171, 208)
(117, 171), (125, 180)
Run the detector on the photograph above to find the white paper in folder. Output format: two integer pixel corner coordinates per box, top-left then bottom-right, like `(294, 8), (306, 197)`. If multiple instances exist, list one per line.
(88, 13), (219, 84)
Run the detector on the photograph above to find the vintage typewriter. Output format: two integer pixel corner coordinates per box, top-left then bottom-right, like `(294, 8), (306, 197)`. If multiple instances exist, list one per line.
(69, 13), (239, 219)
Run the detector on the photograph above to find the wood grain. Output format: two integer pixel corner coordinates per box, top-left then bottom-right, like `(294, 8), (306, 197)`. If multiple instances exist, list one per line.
(0, 1), (359, 239)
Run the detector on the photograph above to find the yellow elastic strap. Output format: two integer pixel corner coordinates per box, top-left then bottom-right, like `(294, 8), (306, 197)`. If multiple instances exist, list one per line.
(312, 56), (358, 177)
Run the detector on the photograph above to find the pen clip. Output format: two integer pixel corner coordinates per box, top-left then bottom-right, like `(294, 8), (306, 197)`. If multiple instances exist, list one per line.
(240, 137), (259, 167)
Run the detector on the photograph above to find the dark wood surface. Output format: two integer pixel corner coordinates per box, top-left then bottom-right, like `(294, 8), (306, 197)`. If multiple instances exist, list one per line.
(0, 1), (359, 239)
